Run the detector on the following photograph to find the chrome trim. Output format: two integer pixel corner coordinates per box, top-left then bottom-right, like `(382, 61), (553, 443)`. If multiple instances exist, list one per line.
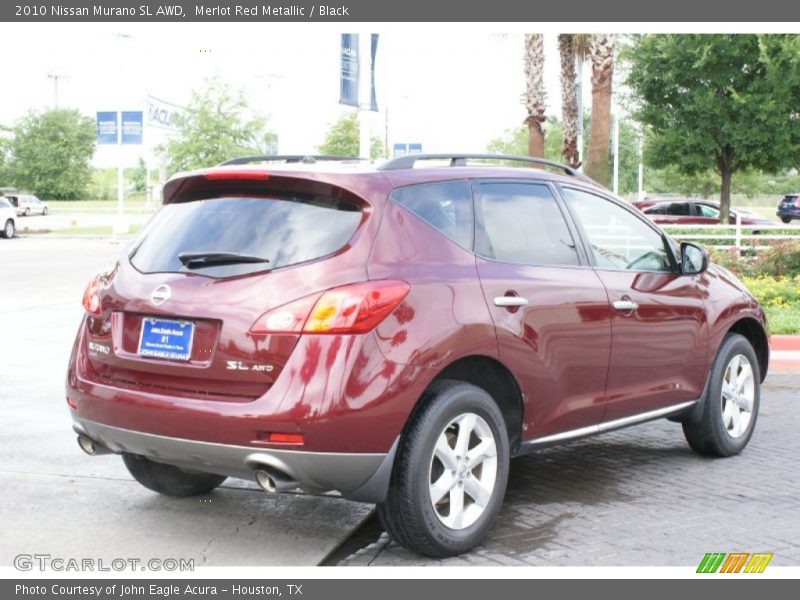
(517, 400), (697, 452)
(72, 418), (391, 497)
(493, 296), (529, 307)
(612, 300), (639, 311)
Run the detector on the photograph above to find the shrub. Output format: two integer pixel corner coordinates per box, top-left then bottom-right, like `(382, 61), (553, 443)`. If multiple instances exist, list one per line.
(710, 241), (800, 278)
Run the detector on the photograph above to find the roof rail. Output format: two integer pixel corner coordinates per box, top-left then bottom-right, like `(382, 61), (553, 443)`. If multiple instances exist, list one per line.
(378, 153), (593, 181)
(219, 155), (362, 166)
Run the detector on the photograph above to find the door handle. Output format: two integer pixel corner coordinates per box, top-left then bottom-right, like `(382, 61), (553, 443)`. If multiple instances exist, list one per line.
(494, 296), (529, 307)
(612, 300), (639, 311)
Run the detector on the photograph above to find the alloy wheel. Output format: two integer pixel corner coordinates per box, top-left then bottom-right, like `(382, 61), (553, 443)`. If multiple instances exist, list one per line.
(428, 412), (498, 530)
(720, 354), (755, 439)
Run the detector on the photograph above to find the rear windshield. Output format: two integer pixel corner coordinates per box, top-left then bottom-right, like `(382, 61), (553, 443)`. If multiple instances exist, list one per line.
(129, 195), (362, 278)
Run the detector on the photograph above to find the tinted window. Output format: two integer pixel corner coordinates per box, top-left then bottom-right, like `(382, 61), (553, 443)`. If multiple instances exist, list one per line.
(129, 195), (362, 278)
(390, 180), (473, 249)
(666, 202), (690, 216)
(562, 187), (672, 272)
(644, 204), (667, 215)
(475, 182), (579, 266)
(696, 204), (720, 218)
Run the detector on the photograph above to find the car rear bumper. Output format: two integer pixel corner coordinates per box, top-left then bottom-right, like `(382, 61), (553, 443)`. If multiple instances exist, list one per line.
(72, 416), (397, 504)
(777, 207), (800, 219)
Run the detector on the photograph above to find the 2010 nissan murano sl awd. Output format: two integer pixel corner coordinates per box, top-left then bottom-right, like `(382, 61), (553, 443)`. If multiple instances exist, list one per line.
(67, 154), (768, 557)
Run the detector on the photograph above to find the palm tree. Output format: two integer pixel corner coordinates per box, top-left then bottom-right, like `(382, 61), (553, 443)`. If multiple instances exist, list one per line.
(558, 34), (579, 168)
(585, 34), (615, 186)
(523, 34), (546, 158)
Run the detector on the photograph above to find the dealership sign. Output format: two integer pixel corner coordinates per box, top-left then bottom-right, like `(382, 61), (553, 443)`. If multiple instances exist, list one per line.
(96, 111), (143, 145)
(121, 111), (144, 144)
(96, 112), (118, 144)
(146, 96), (183, 130)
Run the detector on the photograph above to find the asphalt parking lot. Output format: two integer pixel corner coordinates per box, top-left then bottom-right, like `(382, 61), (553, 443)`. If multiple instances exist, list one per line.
(2, 236), (798, 568)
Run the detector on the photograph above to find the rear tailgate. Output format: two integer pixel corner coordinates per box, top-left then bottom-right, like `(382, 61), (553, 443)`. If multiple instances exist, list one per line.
(81, 171), (386, 402)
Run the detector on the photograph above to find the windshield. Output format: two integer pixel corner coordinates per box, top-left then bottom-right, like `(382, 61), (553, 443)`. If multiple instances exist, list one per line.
(129, 195), (362, 278)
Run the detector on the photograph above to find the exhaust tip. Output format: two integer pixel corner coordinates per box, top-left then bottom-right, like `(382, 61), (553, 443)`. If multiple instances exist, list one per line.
(77, 434), (111, 456)
(254, 468), (298, 493)
(255, 469), (277, 493)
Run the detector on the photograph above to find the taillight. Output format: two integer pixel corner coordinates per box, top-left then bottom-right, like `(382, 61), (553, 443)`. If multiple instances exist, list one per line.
(82, 275), (102, 316)
(250, 280), (410, 335)
(795, 198), (800, 208)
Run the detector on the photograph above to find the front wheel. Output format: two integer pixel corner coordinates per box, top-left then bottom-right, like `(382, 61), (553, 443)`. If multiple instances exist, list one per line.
(378, 380), (510, 557)
(122, 454), (227, 497)
(682, 333), (760, 457)
(42, 207), (48, 216)
(781, 216), (792, 224)
(2, 219), (14, 239)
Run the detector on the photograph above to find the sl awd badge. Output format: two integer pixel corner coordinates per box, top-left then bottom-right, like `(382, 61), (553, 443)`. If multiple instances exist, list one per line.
(150, 284), (171, 306)
(227, 361), (274, 372)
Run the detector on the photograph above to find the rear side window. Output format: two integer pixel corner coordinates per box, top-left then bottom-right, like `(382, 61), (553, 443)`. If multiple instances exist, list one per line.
(475, 182), (579, 266)
(129, 195), (362, 278)
(390, 180), (473, 249)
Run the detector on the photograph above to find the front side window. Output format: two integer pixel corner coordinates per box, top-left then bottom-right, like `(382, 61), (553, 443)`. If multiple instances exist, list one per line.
(475, 182), (579, 266)
(697, 204), (720, 219)
(561, 187), (672, 272)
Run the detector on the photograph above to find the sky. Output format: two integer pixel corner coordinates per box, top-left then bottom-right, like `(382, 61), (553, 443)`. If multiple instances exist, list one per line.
(0, 24), (587, 170)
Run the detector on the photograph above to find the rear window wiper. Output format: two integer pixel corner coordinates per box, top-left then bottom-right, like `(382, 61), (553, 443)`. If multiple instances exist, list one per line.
(178, 251), (271, 268)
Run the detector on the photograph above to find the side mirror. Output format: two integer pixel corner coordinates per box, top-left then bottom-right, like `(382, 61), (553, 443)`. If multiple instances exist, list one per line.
(680, 242), (709, 275)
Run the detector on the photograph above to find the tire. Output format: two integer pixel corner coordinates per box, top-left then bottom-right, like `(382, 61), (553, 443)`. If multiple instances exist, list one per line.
(2, 219), (14, 239)
(23, 207), (30, 216)
(377, 380), (510, 557)
(122, 454), (227, 497)
(42, 207), (48, 216)
(682, 333), (760, 457)
(781, 216), (792, 224)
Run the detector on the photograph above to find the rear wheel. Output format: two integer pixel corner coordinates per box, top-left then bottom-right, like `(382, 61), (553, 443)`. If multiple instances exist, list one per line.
(42, 207), (48, 216)
(781, 216), (792, 224)
(378, 380), (510, 557)
(122, 454), (227, 497)
(682, 333), (760, 457)
(23, 207), (30, 216)
(2, 219), (14, 239)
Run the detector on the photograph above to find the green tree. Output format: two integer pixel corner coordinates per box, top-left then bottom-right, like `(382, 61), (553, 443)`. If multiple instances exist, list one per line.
(523, 33), (546, 158)
(585, 34), (615, 186)
(625, 34), (800, 222)
(130, 158), (148, 193)
(487, 117), (565, 162)
(7, 109), (95, 199)
(487, 116), (641, 195)
(317, 112), (384, 159)
(161, 79), (276, 174)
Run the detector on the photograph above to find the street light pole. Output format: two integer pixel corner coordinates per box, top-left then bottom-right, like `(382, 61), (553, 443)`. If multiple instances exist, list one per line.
(47, 73), (64, 108)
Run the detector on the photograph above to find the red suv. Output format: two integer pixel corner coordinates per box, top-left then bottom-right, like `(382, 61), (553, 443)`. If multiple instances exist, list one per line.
(67, 154), (768, 557)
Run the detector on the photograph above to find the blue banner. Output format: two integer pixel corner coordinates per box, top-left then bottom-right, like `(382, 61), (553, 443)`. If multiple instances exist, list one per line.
(370, 33), (379, 112)
(393, 143), (423, 157)
(96, 111), (118, 144)
(340, 33), (359, 107)
(121, 111), (144, 144)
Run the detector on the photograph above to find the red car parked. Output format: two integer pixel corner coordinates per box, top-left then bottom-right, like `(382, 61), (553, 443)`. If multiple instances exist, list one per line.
(67, 154), (768, 557)
(634, 199), (773, 230)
